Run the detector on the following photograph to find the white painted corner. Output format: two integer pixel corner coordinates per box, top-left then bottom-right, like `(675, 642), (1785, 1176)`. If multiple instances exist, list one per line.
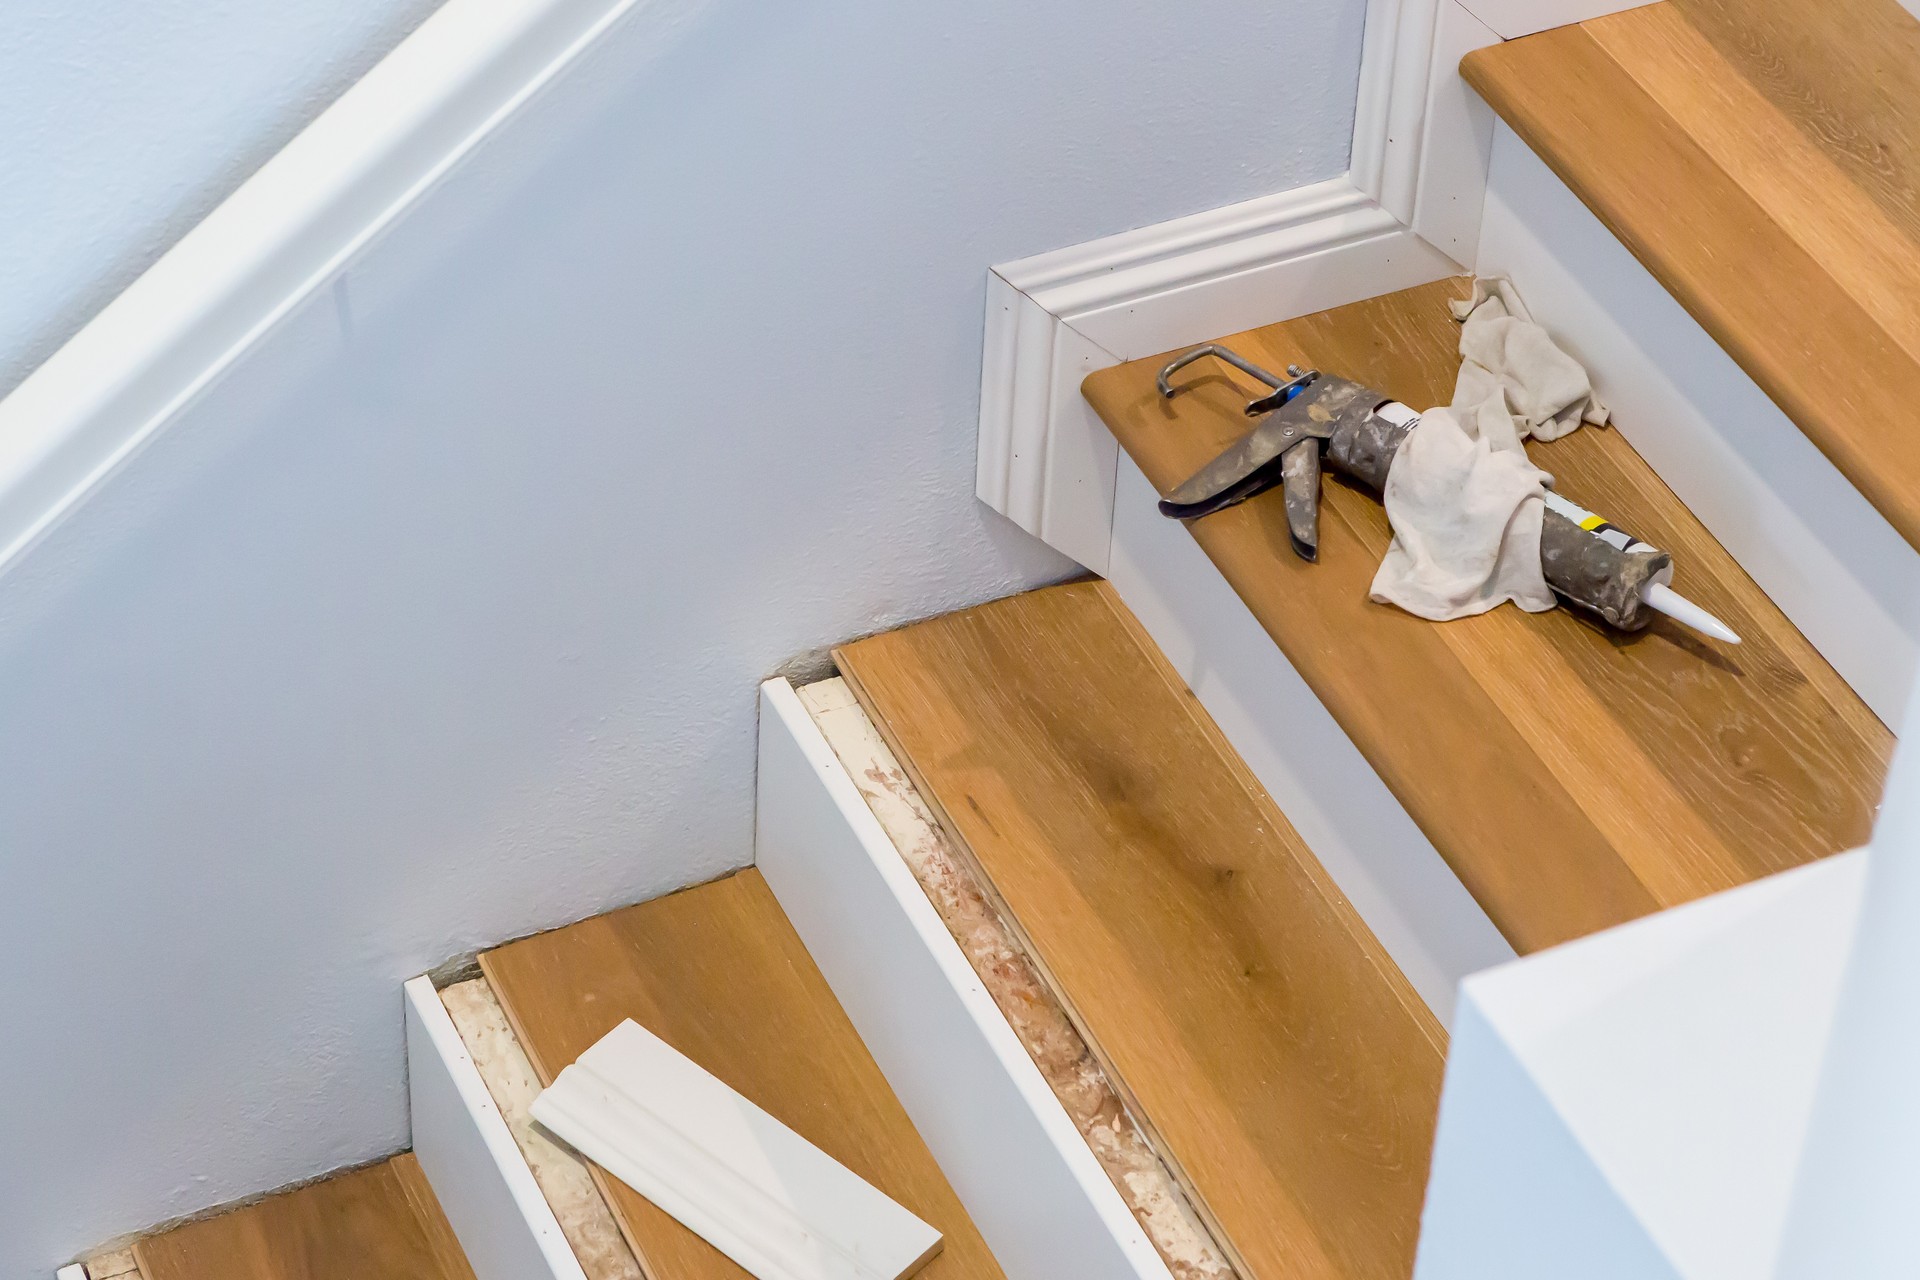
(1417, 853), (1866, 1280)
(1410, 3), (1501, 264)
(405, 975), (587, 1280)
(1455, 0), (1659, 41)
(976, 0), (1491, 571)
(753, 678), (1171, 1280)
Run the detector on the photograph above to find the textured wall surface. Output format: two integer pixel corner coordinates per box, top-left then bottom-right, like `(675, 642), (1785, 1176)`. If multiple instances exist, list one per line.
(0, 0), (1366, 1271)
(0, 0), (443, 401)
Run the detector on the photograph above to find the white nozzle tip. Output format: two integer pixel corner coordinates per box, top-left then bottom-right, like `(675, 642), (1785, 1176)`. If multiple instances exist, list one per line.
(1643, 582), (1742, 644)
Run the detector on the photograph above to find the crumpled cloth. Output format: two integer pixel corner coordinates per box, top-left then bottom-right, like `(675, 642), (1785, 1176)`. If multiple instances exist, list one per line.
(1369, 278), (1607, 621)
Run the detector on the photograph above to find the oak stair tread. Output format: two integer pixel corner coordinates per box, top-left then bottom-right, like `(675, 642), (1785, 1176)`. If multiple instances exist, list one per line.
(478, 867), (1005, 1280)
(1461, 0), (1920, 551)
(835, 579), (1446, 1280)
(1080, 278), (1892, 955)
(132, 1154), (473, 1280)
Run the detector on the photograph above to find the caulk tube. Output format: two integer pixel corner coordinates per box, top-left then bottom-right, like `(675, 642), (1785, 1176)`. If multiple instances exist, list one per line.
(1539, 489), (1741, 643)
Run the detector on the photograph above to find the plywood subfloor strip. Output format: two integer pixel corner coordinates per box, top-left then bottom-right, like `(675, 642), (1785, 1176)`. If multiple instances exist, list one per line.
(439, 977), (643, 1280)
(1462, 0), (1920, 551)
(1082, 279), (1892, 955)
(835, 581), (1447, 1280)
(83, 1249), (142, 1280)
(798, 676), (1233, 1280)
(479, 868), (1005, 1280)
(133, 1155), (475, 1280)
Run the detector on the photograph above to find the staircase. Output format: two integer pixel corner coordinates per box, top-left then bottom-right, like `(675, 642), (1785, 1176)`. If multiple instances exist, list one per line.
(46, 3), (1920, 1278)
(1461, 0), (1920, 552)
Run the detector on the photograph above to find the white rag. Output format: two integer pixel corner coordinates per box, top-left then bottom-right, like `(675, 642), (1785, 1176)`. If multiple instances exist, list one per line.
(1369, 278), (1608, 621)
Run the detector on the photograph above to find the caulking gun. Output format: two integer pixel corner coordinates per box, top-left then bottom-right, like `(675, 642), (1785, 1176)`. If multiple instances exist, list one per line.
(1155, 344), (1741, 644)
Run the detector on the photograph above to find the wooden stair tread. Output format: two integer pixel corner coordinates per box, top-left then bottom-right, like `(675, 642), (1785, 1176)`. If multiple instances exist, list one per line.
(133, 1154), (473, 1280)
(1080, 279), (1891, 954)
(479, 868), (1004, 1280)
(835, 580), (1447, 1280)
(1461, 0), (1920, 551)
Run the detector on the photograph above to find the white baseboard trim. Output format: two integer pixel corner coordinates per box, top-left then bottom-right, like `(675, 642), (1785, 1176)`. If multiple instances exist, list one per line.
(404, 976), (586, 1280)
(753, 678), (1171, 1280)
(978, 184), (1460, 574)
(1475, 123), (1920, 725)
(0, 0), (647, 578)
(979, 0), (1504, 574)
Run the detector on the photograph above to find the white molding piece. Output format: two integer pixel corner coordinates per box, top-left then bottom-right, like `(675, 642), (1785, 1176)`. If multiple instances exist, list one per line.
(0, 0), (648, 577)
(1352, 0), (1499, 234)
(56, 1267), (86, 1280)
(530, 1018), (942, 1280)
(754, 679), (1171, 1280)
(1475, 123), (1920, 724)
(1105, 455), (1515, 1023)
(978, 0), (1500, 574)
(978, 179), (1459, 574)
(405, 976), (587, 1280)
(1455, 0), (1657, 40)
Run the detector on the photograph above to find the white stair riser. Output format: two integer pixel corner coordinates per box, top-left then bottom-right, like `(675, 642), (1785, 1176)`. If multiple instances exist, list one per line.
(404, 976), (587, 1280)
(754, 679), (1172, 1280)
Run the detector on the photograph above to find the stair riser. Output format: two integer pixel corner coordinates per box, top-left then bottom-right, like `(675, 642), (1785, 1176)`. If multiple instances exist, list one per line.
(404, 978), (585, 1280)
(754, 680), (1172, 1280)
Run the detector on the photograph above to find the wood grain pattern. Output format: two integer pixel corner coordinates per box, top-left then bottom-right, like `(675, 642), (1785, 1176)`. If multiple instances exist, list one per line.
(480, 869), (1003, 1280)
(134, 1155), (475, 1280)
(835, 580), (1448, 1280)
(1081, 279), (1891, 954)
(1461, 0), (1920, 552)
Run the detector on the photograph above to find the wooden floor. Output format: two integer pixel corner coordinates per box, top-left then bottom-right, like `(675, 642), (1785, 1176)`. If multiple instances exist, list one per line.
(1462, 0), (1920, 552)
(480, 868), (1004, 1280)
(133, 1155), (473, 1280)
(1082, 278), (1892, 955)
(837, 581), (1447, 1280)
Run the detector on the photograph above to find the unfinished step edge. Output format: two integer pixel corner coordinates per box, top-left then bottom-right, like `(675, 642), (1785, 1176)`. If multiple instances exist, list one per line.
(754, 677), (1175, 1280)
(71, 1247), (142, 1280)
(404, 975), (590, 1280)
(792, 675), (1241, 1280)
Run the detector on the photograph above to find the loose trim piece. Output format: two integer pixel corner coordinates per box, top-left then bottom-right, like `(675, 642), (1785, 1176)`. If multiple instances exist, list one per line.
(798, 678), (1235, 1280)
(530, 1019), (943, 1280)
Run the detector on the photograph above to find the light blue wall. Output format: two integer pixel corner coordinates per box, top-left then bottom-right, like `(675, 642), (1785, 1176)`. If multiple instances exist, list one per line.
(0, 0), (1366, 1271)
(0, 0), (440, 398)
